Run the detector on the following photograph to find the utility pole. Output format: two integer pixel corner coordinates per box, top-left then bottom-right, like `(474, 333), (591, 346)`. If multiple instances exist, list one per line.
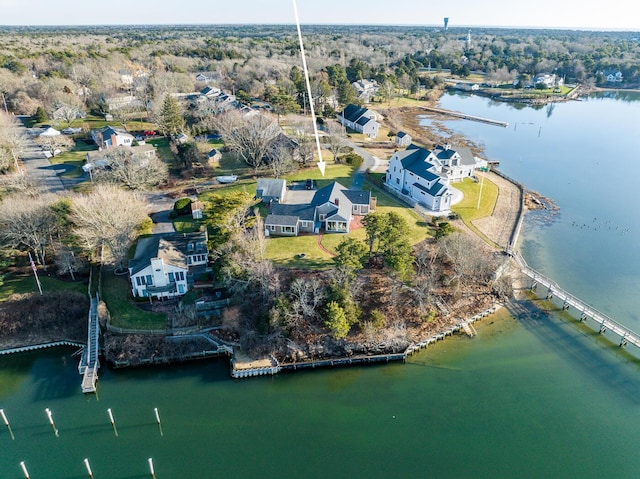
(1, 92), (8, 114)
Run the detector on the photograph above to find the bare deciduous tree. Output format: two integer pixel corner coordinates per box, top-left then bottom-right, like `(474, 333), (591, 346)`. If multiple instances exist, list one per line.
(289, 278), (326, 321)
(0, 111), (29, 172)
(35, 134), (74, 158)
(437, 233), (497, 291)
(71, 184), (149, 272)
(267, 140), (295, 178)
(91, 147), (168, 190)
(0, 193), (58, 266)
(213, 111), (281, 173)
(324, 121), (347, 161)
(53, 246), (83, 280)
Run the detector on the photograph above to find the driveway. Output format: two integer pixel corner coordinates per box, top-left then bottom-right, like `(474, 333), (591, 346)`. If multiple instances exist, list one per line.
(344, 139), (382, 190)
(144, 192), (177, 234)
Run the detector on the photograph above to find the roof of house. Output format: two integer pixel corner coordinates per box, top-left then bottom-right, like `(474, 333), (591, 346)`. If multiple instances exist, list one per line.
(86, 144), (156, 163)
(340, 104), (369, 123)
(356, 116), (374, 127)
(268, 203), (316, 222)
(413, 181), (449, 197)
(311, 182), (353, 221)
(264, 214), (300, 227)
(343, 189), (371, 206)
(256, 179), (286, 200)
(395, 146), (440, 182)
(397, 131), (410, 139)
(95, 125), (133, 139)
(128, 232), (208, 276)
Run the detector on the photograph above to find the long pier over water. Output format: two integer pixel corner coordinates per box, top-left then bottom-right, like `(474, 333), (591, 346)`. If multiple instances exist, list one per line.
(421, 106), (509, 127)
(511, 251), (640, 350)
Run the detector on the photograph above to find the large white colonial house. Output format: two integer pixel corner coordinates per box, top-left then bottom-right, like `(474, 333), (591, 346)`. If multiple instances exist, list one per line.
(128, 231), (209, 300)
(385, 144), (485, 212)
(264, 181), (375, 236)
(337, 104), (380, 138)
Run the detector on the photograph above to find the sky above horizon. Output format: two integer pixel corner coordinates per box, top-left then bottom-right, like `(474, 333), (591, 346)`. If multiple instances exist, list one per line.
(2, 0), (639, 30)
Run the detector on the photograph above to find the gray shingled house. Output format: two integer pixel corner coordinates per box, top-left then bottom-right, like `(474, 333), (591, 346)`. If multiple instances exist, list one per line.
(264, 181), (375, 237)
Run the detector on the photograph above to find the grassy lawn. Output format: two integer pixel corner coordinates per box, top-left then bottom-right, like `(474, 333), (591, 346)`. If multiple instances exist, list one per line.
(173, 216), (202, 233)
(213, 152), (253, 177)
(101, 271), (167, 330)
(265, 235), (335, 268)
(285, 162), (355, 189)
(0, 273), (87, 301)
(146, 137), (175, 163)
(48, 139), (96, 178)
(451, 175), (499, 242)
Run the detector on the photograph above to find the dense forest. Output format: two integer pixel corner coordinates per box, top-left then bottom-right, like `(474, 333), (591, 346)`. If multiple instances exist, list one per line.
(0, 24), (638, 119)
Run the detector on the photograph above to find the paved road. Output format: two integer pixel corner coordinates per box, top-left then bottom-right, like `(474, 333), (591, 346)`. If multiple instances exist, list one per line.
(345, 139), (382, 190)
(16, 118), (85, 193)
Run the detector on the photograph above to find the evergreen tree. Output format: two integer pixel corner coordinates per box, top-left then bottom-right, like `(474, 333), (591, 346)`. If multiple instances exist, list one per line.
(33, 106), (49, 124)
(157, 95), (184, 137)
(324, 301), (350, 339)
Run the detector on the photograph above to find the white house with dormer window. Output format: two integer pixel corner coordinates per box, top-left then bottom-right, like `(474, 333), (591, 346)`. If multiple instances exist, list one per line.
(128, 231), (208, 300)
(385, 144), (483, 212)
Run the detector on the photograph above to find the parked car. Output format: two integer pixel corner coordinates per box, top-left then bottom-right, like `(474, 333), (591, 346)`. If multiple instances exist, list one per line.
(305, 179), (314, 190)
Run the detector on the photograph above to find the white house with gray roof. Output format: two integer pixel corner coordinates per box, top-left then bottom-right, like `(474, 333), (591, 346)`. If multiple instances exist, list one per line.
(337, 104), (379, 138)
(264, 181), (375, 236)
(128, 231), (208, 300)
(385, 143), (486, 212)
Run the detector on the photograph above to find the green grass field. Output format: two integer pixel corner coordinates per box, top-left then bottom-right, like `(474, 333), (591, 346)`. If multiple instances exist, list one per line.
(451, 175), (499, 244)
(0, 273), (87, 302)
(146, 137), (175, 163)
(100, 271), (167, 330)
(48, 139), (97, 178)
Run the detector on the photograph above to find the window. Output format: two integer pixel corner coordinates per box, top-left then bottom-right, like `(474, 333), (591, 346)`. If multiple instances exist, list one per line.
(283, 226), (295, 233)
(177, 271), (185, 281)
(146, 275), (153, 286)
(136, 277), (142, 286)
(270, 225), (275, 231)
(178, 284), (185, 294)
(393, 166), (396, 172)
(396, 178), (400, 185)
(168, 272), (175, 283)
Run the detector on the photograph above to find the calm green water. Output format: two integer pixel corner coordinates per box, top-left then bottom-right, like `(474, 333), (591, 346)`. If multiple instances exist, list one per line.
(3, 92), (640, 478)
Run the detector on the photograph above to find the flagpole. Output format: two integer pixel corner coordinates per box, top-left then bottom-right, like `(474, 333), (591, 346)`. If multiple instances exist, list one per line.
(477, 172), (484, 210)
(28, 252), (43, 295)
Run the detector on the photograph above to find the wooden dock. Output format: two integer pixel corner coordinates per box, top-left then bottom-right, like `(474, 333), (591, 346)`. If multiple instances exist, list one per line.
(512, 252), (640, 349)
(78, 296), (100, 393)
(421, 106), (509, 127)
